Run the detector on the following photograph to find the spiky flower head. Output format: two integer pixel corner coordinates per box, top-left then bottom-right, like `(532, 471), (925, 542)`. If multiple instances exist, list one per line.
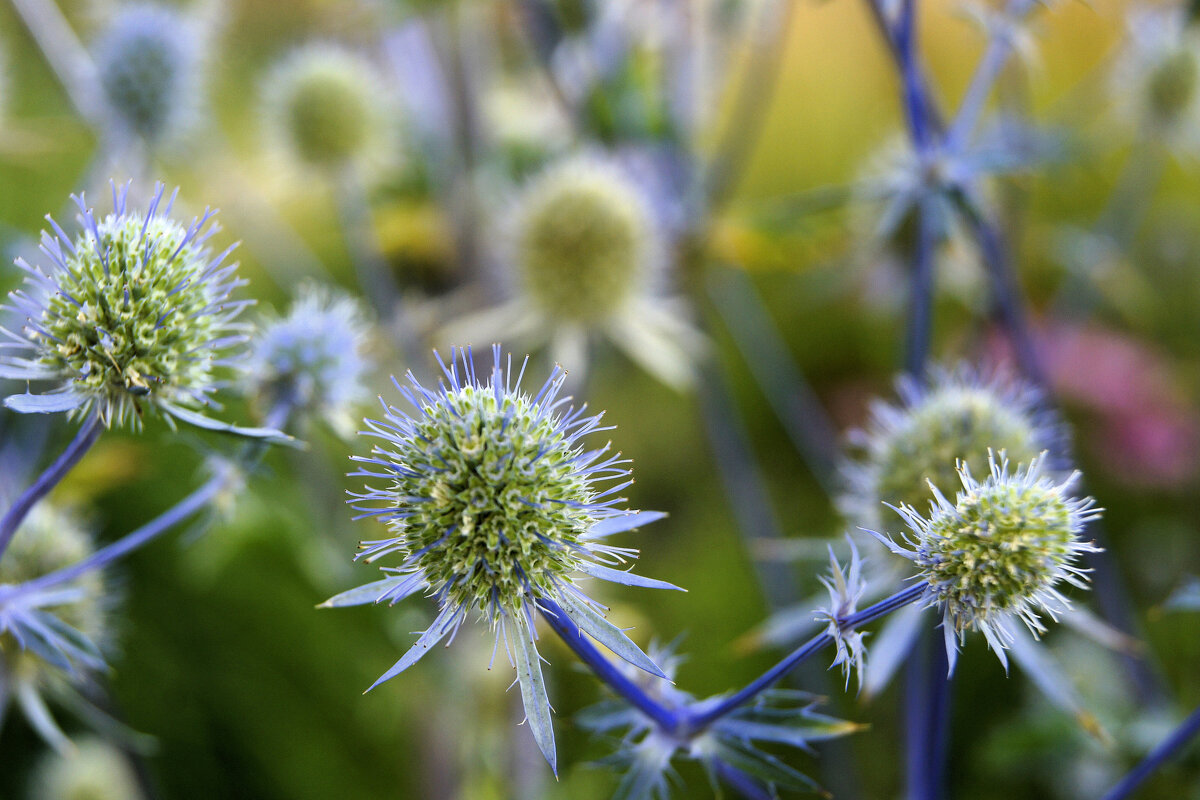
(246, 284), (369, 434)
(28, 736), (142, 800)
(0, 183), (275, 435)
(262, 44), (386, 170)
(873, 453), (1101, 671)
(511, 156), (659, 325)
(93, 4), (201, 146)
(841, 366), (1063, 530)
(324, 345), (679, 771)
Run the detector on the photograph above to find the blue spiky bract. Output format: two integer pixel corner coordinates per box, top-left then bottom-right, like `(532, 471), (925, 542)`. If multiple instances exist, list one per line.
(0, 182), (252, 430)
(326, 345), (678, 771)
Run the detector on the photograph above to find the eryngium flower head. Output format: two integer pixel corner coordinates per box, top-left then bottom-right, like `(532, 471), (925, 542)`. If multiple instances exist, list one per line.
(325, 345), (678, 770)
(1, 183), (253, 430)
(246, 285), (369, 434)
(93, 4), (201, 145)
(512, 156), (659, 325)
(1111, 7), (1200, 151)
(262, 44), (385, 170)
(29, 736), (142, 800)
(841, 366), (1063, 529)
(874, 454), (1101, 671)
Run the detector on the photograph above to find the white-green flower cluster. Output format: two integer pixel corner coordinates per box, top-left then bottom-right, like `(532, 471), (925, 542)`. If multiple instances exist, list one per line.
(841, 366), (1062, 530)
(0, 184), (268, 435)
(261, 44), (388, 171)
(874, 454), (1101, 670)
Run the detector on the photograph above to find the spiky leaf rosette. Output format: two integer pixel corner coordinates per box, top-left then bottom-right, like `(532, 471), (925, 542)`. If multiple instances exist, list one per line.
(873, 453), (1101, 671)
(324, 345), (679, 771)
(0, 184), (281, 438)
(93, 3), (201, 145)
(841, 366), (1064, 530)
(262, 44), (385, 170)
(512, 157), (657, 325)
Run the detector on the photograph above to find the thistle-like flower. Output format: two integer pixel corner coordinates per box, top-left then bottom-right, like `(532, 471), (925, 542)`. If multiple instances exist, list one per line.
(841, 366), (1063, 530)
(92, 4), (202, 147)
(0, 183), (279, 437)
(245, 285), (369, 435)
(0, 503), (111, 751)
(322, 345), (679, 771)
(444, 155), (703, 390)
(873, 453), (1101, 671)
(261, 44), (388, 171)
(28, 736), (143, 800)
(815, 539), (868, 692)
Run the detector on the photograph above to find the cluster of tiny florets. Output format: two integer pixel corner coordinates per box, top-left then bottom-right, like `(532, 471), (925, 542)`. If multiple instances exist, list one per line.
(247, 285), (369, 431)
(1, 184), (249, 428)
(842, 367), (1061, 528)
(262, 45), (384, 170)
(93, 4), (200, 145)
(878, 454), (1101, 666)
(512, 157), (656, 324)
(353, 347), (627, 621)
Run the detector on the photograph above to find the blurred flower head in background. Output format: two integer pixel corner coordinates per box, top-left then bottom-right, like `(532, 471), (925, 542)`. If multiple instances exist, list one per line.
(261, 43), (392, 174)
(448, 155), (703, 390)
(0, 183), (252, 431)
(92, 3), (205, 150)
(1112, 6), (1200, 151)
(841, 365), (1064, 530)
(27, 736), (142, 800)
(245, 283), (370, 436)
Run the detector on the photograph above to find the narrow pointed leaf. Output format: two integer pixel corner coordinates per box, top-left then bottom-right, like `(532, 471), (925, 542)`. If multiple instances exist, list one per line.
(160, 401), (298, 446)
(557, 591), (666, 678)
(513, 615), (557, 774)
(319, 576), (423, 608)
(0, 362), (59, 380)
(585, 511), (668, 539)
(578, 562), (685, 592)
(5, 391), (85, 414)
(365, 605), (457, 692)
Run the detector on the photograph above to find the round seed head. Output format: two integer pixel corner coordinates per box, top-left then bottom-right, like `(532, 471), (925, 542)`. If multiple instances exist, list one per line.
(1, 183), (250, 429)
(246, 284), (369, 431)
(263, 45), (383, 169)
(28, 736), (141, 800)
(841, 366), (1063, 529)
(512, 157), (656, 324)
(93, 4), (200, 145)
(881, 454), (1101, 666)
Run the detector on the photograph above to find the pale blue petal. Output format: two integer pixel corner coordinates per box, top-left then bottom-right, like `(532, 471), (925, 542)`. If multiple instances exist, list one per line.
(318, 576), (423, 608)
(160, 401), (297, 446)
(365, 605), (457, 692)
(585, 511), (668, 539)
(513, 613), (557, 774)
(4, 391), (85, 414)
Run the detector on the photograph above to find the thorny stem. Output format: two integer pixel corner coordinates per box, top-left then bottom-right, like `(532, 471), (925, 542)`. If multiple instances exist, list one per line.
(0, 413), (102, 561)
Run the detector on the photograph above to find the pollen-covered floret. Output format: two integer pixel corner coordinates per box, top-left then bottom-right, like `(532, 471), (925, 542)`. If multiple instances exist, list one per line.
(1, 183), (255, 431)
(246, 285), (369, 433)
(841, 366), (1062, 529)
(512, 156), (657, 324)
(874, 453), (1101, 671)
(325, 345), (678, 771)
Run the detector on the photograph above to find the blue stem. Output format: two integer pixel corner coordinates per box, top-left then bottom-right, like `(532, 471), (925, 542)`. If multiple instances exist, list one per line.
(687, 584), (926, 731)
(905, 631), (952, 800)
(0, 413), (102, 561)
(905, 201), (938, 377)
(1101, 704), (1200, 800)
(712, 760), (775, 800)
